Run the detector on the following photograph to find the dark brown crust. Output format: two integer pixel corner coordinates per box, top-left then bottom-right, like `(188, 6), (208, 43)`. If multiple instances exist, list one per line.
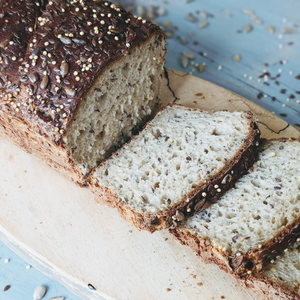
(170, 138), (300, 277)
(89, 105), (261, 232)
(2, 0), (166, 144)
(0, 1), (166, 186)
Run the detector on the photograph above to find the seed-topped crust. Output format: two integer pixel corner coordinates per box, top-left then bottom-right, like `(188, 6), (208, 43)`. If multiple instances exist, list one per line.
(0, 0), (165, 145)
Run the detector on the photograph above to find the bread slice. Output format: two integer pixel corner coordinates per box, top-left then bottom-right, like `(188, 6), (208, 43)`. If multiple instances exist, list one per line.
(89, 104), (260, 232)
(170, 138), (300, 276)
(0, 0), (166, 186)
(243, 242), (300, 300)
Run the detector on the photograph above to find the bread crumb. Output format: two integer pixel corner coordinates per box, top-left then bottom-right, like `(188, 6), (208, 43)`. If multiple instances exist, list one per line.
(197, 282), (203, 286)
(166, 288), (171, 292)
(221, 296), (225, 299)
(164, 238), (168, 241)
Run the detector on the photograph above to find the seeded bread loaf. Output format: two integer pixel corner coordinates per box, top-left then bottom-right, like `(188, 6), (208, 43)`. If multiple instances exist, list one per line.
(89, 104), (260, 232)
(0, 0), (166, 186)
(170, 138), (300, 277)
(243, 242), (300, 300)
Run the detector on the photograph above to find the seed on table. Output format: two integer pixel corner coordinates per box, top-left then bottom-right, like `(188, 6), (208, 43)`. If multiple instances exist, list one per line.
(252, 15), (263, 24)
(199, 10), (208, 18)
(33, 285), (46, 300)
(199, 21), (209, 28)
(181, 56), (189, 68)
(243, 8), (254, 15)
(158, 7), (166, 16)
(165, 30), (174, 38)
(49, 297), (65, 300)
(179, 36), (188, 45)
(183, 51), (194, 59)
(244, 24), (252, 33)
(4, 258), (9, 263)
(198, 63), (206, 73)
(233, 54), (241, 61)
(218, 65), (222, 70)
(186, 13), (198, 22)
(162, 20), (172, 27)
(4, 285), (10, 291)
(267, 26), (275, 34)
(282, 27), (296, 34)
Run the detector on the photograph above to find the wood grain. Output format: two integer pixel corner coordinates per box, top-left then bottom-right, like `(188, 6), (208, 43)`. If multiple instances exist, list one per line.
(0, 69), (299, 300)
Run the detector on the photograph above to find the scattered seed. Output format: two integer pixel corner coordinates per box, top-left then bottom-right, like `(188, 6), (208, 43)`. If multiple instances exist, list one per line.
(279, 44), (283, 49)
(233, 54), (241, 61)
(4, 285), (10, 292)
(165, 30), (174, 38)
(183, 51), (194, 59)
(218, 65), (222, 70)
(244, 24), (252, 33)
(179, 36), (188, 45)
(49, 297), (65, 300)
(181, 56), (189, 68)
(252, 15), (263, 24)
(162, 20), (172, 27)
(198, 63), (205, 73)
(158, 7), (166, 16)
(33, 285), (46, 300)
(267, 26), (275, 34)
(60, 61), (69, 78)
(4, 258), (9, 263)
(199, 10), (208, 18)
(282, 27), (296, 34)
(243, 8), (254, 15)
(199, 20), (209, 28)
(26, 265), (32, 269)
(40, 74), (49, 90)
(186, 13), (198, 22)
(278, 34), (283, 39)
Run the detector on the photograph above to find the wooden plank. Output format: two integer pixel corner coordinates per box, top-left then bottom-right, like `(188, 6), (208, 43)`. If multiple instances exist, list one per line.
(0, 69), (299, 300)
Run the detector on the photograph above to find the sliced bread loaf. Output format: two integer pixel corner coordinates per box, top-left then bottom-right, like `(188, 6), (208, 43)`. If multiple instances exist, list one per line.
(89, 104), (260, 232)
(243, 242), (300, 300)
(170, 138), (300, 276)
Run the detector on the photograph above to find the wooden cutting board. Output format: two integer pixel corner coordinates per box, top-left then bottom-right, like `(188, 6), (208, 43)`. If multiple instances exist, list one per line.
(0, 69), (299, 300)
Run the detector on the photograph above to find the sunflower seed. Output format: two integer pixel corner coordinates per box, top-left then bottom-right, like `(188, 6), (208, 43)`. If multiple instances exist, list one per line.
(199, 10), (208, 18)
(282, 27), (296, 34)
(199, 20), (209, 28)
(183, 51), (194, 59)
(267, 26), (275, 34)
(158, 7), (166, 16)
(175, 210), (185, 222)
(233, 54), (241, 61)
(29, 73), (39, 83)
(33, 285), (46, 300)
(60, 36), (72, 45)
(49, 297), (65, 300)
(60, 61), (69, 78)
(243, 8), (254, 15)
(198, 63), (205, 73)
(40, 74), (49, 90)
(252, 15), (263, 24)
(244, 23), (253, 33)
(186, 13), (198, 22)
(0, 38), (10, 48)
(181, 56), (189, 68)
(65, 88), (76, 97)
(162, 20), (172, 27)
(194, 199), (206, 211)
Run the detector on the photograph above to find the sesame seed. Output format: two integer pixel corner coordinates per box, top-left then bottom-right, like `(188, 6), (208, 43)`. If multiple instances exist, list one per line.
(202, 192), (207, 197)
(75, 76), (80, 81)
(52, 61), (56, 65)
(126, 42), (130, 47)
(75, 7), (79, 12)
(4, 259), (10, 263)
(286, 98), (289, 101)
(80, 31), (84, 36)
(93, 14), (97, 18)
(87, 21), (92, 26)
(247, 270), (252, 274)
(55, 127), (59, 132)
(44, 41), (49, 46)
(114, 36), (119, 41)
(107, 31), (111, 35)
(217, 188), (221, 192)
(249, 76), (252, 80)
(282, 104), (286, 107)
(98, 40), (103, 44)
(12, 56), (16, 61)
(9, 41), (14, 45)
(214, 185), (219, 189)
(270, 259), (275, 263)
(108, 13), (112, 17)
(142, 20), (147, 23)
(26, 265), (32, 269)
(29, 27), (33, 32)
(279, 44), (283, 49)
(73, 71), (78, 76)
(100, 20), (105, 25)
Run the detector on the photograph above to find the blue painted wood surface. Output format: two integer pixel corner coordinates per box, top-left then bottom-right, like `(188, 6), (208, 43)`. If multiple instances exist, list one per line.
(0, 1), (299, 299)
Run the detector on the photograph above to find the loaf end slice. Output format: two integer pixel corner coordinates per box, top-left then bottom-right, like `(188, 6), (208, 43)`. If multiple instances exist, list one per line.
(89, 104), (260, 232)
(242, 242), (300, 300)
(170, 138), (300, 276)
(0, 0), (166, 186)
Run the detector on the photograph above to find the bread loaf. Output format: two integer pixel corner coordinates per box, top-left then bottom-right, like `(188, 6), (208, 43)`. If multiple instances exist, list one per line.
(89, 104), (260, 232)
(171, 138), (300, 276)
(0, 0), (166, 186)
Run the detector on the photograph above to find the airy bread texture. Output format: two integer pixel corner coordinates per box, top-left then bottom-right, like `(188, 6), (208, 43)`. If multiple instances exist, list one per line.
(171, 139), (300, 276)
(63, 34), (164, 178)
(89, 105), (260, 232)
(243, 242), (300, 300)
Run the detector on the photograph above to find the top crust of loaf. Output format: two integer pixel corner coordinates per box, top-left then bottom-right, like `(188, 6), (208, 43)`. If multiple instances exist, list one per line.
(0, 1), (44, 80)
(171, 138), (300, 276)
(0, 0), (166, 144)
(89, 104), (260, 232)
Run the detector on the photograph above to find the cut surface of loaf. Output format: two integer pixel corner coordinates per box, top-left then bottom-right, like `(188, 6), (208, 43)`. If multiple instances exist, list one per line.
(89, 104), (260, 232)
(243, 242), (300, 300)
(0, 0), (166, 186)
(171, 138), (300, 276)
